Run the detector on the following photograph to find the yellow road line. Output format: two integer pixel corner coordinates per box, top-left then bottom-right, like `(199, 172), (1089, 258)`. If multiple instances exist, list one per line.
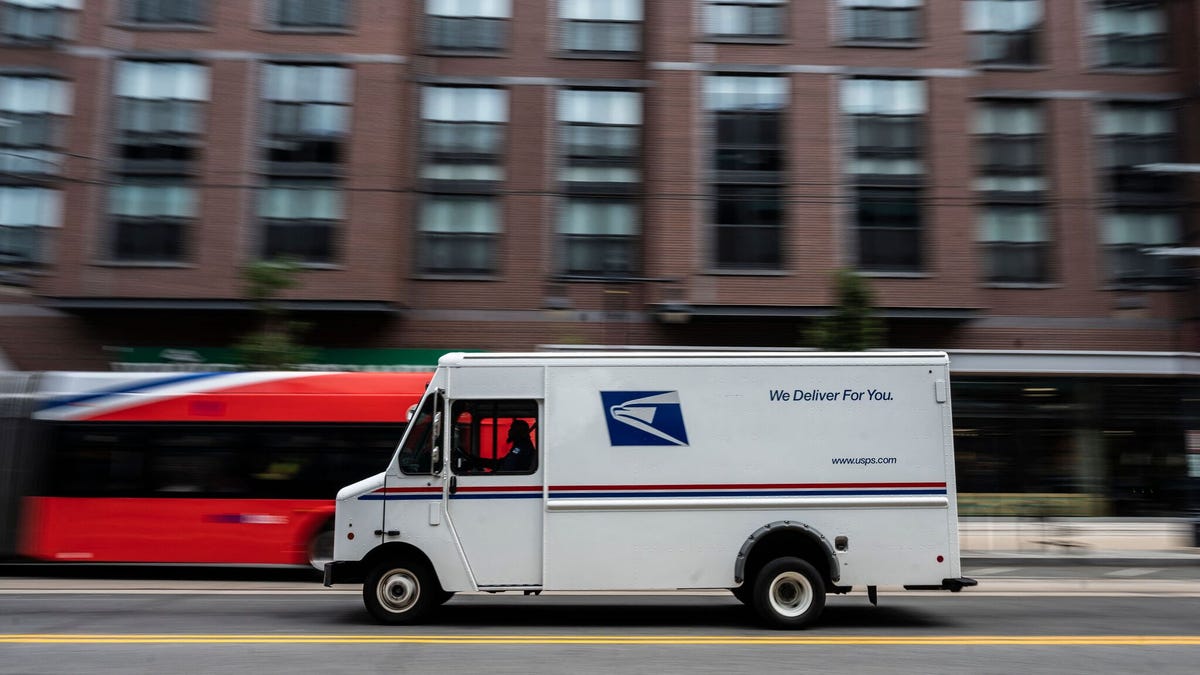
(1, 635), (1199, 646)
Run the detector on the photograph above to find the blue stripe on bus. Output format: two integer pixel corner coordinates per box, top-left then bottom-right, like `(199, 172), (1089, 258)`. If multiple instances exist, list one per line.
(38, 372), (230, 412)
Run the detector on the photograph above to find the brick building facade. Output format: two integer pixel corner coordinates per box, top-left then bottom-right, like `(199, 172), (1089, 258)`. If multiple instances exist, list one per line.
(0, 0), (1197, 370)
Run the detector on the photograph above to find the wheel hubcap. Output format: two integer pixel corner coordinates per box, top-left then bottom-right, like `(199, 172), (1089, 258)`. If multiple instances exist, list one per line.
(378, 569), (420, 613)
(768, 571), (813, 618)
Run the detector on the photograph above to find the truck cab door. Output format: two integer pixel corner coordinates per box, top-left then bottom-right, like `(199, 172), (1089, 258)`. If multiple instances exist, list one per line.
(445, 399), (543, 589)
(382, 391), (446, 545)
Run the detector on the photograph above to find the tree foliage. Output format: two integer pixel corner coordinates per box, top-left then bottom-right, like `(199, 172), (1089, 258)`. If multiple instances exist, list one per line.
(805, 269), (884, 351)
(233, 261), (315, 370)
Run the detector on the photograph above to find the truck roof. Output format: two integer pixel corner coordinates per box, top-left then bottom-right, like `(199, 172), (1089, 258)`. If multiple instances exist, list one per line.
(438, 351), (949, 368)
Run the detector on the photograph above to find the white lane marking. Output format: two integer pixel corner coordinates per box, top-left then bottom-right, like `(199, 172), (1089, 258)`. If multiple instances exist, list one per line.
(967, 567), (1019, 576)
(1104, 568), (1164, 578)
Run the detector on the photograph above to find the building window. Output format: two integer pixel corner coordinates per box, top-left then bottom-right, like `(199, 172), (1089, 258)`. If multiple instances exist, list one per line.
(559, 198), (638, 277)
(1091, 0), (1166, 68)
(1, 0), (78, 43)
(263, 64), (351, 172)
(559, 89), (640, 186)
(1103, 211), (1183, 284)
(422, 86), (507, 183)
(965, 0), (1041, 65)
(843, 79), (924, 178)
(707, 75), (786, 270)
(126, 0), (207, 25)
(560, 0), (640, 54)
(0, 186), (59, 265)
(974, 100), (1045, 194)
(115, 61), (208, 171)
(704, 0), (785, 39)
(980, 205), (1048, 283)
(841, 0), (922, 43)
(259, 179), (341, 263)
(0, 75), (70, 176)
(418, 195), (499, 275)
(271, 0), (350, 28)
(856, 187), (921, 272)
(1097, 103), (1175, 195)
(110, 180), (195, 262)
(426, 0), (508, 52)
(844, 79), (925, 272)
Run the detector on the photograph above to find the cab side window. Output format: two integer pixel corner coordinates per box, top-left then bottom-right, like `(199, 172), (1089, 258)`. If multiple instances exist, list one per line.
(397, 393), (441, 475)
(450, 400), (538, 476)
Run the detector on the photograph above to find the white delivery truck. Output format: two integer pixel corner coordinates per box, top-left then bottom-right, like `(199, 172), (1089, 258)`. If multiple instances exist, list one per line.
(324, 351), (975, 628)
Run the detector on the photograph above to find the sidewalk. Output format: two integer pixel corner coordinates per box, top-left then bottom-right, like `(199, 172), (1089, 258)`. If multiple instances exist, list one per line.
(960, 517), (1200, 566)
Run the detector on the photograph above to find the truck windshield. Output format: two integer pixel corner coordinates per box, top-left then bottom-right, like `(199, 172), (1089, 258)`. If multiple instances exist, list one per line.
(396, 394), (437, 474)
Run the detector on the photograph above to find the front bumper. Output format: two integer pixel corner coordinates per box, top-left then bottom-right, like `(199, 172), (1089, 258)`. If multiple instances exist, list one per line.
(323, 560), (365, 587)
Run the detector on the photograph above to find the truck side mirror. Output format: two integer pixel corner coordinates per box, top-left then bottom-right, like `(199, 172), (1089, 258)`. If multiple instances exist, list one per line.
(431, 410), (444, 474)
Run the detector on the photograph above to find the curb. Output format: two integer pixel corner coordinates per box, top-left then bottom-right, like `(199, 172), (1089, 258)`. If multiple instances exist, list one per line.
(963, 555), (1200, 567)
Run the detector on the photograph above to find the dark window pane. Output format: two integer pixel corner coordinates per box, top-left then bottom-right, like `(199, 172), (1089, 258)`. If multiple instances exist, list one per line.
(428, 15), (505, 50)
(714, 224), (780, 268)
(564, 235), (636, 276)
(114, 218), (185, 261)
(277, 0), (347, 27)
(849, 7), (919, 41)
(1108, 245), (1186, 284)
(973, 31), (1039, 64)
(420, 233), (495, 275)
(986, 242), (1048, 283)
(715, 111), (783, 174)
(264, 220), (335, 263)
(857, 189), (921, 271)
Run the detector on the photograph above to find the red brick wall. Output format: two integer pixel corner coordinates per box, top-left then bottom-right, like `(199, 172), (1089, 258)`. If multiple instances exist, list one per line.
(0, 0), (1194, 368)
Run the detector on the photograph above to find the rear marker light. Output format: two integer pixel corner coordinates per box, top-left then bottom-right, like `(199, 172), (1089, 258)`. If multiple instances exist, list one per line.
(348, 532), (355, 540)
(937, 555), (944, 563)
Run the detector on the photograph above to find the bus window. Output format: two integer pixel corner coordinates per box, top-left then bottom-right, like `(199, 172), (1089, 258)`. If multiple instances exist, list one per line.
(50, 426), (148, 497)
(150, 429), (244, 496)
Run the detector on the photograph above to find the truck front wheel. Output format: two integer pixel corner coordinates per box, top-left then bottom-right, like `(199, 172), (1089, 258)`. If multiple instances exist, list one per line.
(752, 557), (826, 629)
(363, 558), (436, 625)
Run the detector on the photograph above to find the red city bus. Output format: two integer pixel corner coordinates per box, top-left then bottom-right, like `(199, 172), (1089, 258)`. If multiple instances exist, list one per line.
(0, 371), (430, 568)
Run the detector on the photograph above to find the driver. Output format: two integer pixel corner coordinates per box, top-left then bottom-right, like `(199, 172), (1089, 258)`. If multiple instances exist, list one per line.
(496, 419), (535, 472)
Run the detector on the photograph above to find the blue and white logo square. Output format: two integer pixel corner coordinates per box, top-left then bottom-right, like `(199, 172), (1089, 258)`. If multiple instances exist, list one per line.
(600, 391), (689, 446)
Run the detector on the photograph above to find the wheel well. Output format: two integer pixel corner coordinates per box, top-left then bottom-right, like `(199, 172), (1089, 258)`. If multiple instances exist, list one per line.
(337, 543), (443, 588)
(735, 523), (839, 589)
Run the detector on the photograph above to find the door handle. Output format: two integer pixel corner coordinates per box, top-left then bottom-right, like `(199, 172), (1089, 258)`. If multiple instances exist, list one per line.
(449, 476), (458, 495)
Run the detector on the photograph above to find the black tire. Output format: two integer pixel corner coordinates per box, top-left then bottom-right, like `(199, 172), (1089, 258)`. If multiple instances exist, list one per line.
(363, 558), (437, 625)
(751, 557), (826, 629)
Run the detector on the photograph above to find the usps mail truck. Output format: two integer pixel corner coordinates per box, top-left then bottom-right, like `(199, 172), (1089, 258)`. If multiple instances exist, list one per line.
(324, 352), (974, 628)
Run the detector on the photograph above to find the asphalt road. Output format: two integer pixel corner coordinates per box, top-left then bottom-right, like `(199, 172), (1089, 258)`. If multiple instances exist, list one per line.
(1, 565), (1198, 674)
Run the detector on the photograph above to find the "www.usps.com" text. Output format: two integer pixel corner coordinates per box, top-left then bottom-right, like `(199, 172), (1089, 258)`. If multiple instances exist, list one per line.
(832, 457), (898, 465)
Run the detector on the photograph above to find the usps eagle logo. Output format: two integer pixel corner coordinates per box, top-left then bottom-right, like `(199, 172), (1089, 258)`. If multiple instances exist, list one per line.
(600, 391), (690, 447)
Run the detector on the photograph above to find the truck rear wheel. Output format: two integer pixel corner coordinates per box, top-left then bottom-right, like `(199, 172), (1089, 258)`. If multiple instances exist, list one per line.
(752, 557), (826, 629)
(363, 558), (436, 625)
